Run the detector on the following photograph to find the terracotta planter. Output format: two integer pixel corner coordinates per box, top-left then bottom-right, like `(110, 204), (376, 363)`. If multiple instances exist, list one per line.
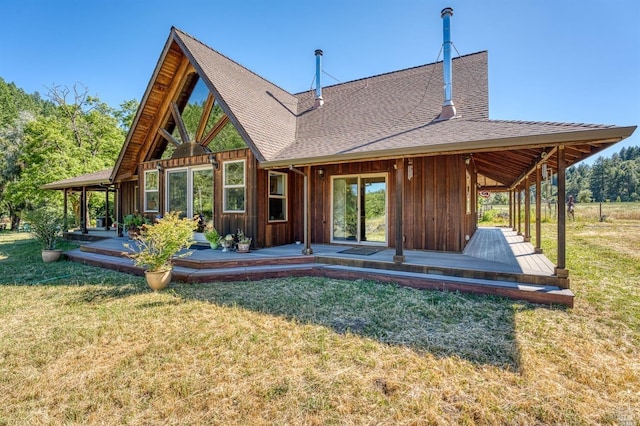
(42, 249), (62, 263)
(145, 270), (172, 291)
(237, 243), (250, 253)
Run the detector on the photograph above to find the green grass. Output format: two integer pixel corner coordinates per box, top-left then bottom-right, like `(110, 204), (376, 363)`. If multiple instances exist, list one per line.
(0, 216), (639, 424)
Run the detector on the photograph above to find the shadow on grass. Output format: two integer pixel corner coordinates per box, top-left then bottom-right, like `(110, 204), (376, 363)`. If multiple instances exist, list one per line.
(171, 277), (560, 370)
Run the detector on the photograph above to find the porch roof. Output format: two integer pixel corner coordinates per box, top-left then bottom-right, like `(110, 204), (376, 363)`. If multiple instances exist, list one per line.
(41, 168), (113, 191)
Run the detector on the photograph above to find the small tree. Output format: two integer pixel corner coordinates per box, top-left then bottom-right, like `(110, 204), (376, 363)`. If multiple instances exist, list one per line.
(125, 212), (197, 272)
(25, 207), (62, 250)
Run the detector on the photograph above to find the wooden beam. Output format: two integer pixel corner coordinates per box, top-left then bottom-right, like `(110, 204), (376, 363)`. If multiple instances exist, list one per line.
(535, 165), (542, 253)
(202, 114), (230, 148)
(394, 159), (405, 263)
(510, 147), (557, 190)
(195, 93), (215, 142)
(171, 102), (190, 144)
(157, 128), (181, 147)
(555, 145), (569, 284)
(524, 176), (530, 242)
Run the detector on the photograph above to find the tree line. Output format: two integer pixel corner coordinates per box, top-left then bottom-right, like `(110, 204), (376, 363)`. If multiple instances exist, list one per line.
(0, 77), (137, 230)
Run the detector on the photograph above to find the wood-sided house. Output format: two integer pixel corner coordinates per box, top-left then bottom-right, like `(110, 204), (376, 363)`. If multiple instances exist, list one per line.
(109, 20), (634, 278)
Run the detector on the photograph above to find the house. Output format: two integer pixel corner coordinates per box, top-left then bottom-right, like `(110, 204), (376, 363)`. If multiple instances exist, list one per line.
(55, 8), (635, 294)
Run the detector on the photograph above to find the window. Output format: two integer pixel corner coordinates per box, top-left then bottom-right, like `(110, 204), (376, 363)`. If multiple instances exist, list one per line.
(144, 170), (159, 212)
(268, 172), (287, 221)
(223, 160), (245, 212)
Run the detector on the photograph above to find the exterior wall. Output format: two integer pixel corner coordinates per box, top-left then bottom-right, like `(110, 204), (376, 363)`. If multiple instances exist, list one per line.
(118, 150), (477, 252)
(307, 154), (476, 253)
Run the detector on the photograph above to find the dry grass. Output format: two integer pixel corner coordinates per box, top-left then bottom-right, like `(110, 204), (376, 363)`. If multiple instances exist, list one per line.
(0, 213), (639, 425)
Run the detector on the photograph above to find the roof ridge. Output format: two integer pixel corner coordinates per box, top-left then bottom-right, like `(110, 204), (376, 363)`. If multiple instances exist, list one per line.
(172, 27), (294, 97)
(294, 50), (488, 96)
(483, 118), (615, 129)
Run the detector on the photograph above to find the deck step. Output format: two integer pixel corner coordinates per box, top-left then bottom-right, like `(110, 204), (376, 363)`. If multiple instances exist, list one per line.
(65, 248), (574, 307)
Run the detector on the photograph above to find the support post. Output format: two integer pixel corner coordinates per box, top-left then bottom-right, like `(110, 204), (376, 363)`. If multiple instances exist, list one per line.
(81, 186), (88, 235)
(509, 189), (514, 230)
(556, 146), (569, 282)
(524, 176), (531, 242)
(535, 165), (542, 253)
(394, 158), (405, 263)
(63, 188), (69, 232)
(517, 186), (522, 235)
(105, 188), (110, 231)
(117, 183), (124, 237)
(303, 166), (313, 255)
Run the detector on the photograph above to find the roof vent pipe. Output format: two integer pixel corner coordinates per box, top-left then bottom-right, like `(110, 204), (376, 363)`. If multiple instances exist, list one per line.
(314, 49), (324, 108)
(438, 7), (456, 120)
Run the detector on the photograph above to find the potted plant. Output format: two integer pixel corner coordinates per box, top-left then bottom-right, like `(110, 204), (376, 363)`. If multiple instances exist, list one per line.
(204, 226), (220, 249)
(122, 213), (146, 239)
(25, 207), (63, 262)
(236, 229), (252, 253)
(220, 234), (234, 252)
(124, 212), (197, 291)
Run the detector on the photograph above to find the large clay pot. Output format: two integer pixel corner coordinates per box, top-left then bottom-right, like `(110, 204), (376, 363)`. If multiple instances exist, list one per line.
(145, 270), (172, 291)
(42, 249), (62, 263)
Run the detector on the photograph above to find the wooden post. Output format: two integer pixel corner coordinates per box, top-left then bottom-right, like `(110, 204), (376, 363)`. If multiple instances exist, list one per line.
(509, 189), (513, 230)
(517, 186), (522, 235)
(63, 188), (69, 232)
(117, 183), (124, 237)
(304, 166), (313, 255)
(556, 146), (569, 282)
(105, 188), (110, 231)
(81, 186), (88, 235)
(524, 176), (531, 242)
(535, 165), (542, 253)
(394, 158), (405, 263)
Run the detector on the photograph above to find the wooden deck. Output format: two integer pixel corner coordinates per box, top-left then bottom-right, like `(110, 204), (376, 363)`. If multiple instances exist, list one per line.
(64, 227), (573, 306)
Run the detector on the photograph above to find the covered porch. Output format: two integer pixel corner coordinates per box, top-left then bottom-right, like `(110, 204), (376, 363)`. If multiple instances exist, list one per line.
(64, 226), (573, 307)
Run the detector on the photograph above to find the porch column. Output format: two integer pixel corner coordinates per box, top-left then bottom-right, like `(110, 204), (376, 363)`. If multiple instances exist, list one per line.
(517, 186), (522, 235)
(117, 183), (124, 237)
(509, 189), (514, 230)
(394, 158), (405, 263)
(535, 165), (542, 253)
(303, 166), (313, 255)
(556, 146), (569, 281)
(524, 176), (531, 242)
(63, 189), (69, 232)
(81, 186), (88, 234)
(105, 188), (110, 231)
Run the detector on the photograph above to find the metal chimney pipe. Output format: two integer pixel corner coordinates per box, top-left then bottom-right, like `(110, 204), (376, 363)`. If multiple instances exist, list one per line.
(439, 7), (456, 120)
(314, 49), (324, 108)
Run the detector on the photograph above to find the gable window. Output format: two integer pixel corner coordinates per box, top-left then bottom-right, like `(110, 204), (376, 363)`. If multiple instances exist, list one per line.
(268, 172), (287, 222)
(223, 160), (245, 212)
(144, 170), (159, 212)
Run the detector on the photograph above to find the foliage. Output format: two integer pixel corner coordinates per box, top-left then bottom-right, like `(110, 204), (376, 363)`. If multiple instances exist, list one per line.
(0, 79), (134, 228)
(122, 213), (147, 230)
(204, 226), (220, 244)
(24, 207), (63, 250)
(125, 212), (197, 272)
(236, 228), (251, 244)
(568, 145), (640, 202)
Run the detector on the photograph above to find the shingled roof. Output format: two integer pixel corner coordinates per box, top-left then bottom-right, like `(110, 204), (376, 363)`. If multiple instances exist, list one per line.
(111, 27), (635, 188)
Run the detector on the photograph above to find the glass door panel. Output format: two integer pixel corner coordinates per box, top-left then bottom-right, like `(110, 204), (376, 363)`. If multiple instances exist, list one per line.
(167, 170), (188, 217)
(192, 168), (213, 223)
(332, 177), (358, 241)
(362, 177), (387, 243)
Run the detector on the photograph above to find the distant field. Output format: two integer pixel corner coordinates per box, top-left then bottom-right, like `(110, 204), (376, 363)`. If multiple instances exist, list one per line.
(479, 201), (640, 225)
(0, 210), (638, 424)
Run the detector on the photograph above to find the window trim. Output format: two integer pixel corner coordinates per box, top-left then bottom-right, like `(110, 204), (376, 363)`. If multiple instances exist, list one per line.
(268, 171), (287, 222)
(223, 159), (246, 213)
(143, 169), (159, 213)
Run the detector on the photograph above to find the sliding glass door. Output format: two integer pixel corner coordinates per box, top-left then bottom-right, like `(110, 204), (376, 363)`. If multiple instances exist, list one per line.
(166, 167), (213, 222)
(332, 174), (387, 244)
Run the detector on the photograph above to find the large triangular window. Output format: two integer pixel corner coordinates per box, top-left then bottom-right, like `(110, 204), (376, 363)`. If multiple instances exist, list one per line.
(159, 73), (246, 159)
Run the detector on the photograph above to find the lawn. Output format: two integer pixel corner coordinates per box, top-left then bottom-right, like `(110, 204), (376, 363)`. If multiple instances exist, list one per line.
(0, 212), (638, 425)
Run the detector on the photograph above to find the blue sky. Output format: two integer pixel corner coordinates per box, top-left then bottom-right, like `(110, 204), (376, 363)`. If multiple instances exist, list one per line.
(1, 0), (638, 163)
